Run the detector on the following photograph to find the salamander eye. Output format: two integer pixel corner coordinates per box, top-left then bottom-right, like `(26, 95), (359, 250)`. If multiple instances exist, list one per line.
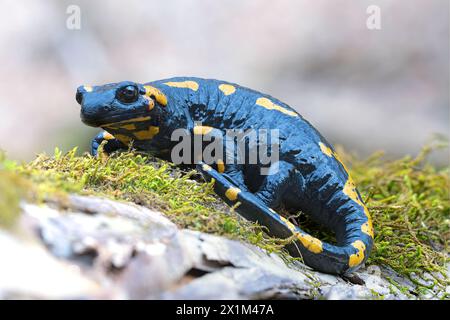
(116, 85), (139, 103)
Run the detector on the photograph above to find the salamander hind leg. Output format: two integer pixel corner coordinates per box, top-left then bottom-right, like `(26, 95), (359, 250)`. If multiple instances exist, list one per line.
(254, 161), (302, 209)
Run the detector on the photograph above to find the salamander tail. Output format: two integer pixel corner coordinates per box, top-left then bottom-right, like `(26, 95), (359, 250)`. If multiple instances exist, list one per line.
(197, 162), (373, 275)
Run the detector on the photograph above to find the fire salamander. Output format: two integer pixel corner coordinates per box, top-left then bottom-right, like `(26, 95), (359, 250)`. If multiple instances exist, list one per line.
(76, 77), (374, 275)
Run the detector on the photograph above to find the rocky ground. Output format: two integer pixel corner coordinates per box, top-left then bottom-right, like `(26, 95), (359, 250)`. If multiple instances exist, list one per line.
(1, 195), (446, 300)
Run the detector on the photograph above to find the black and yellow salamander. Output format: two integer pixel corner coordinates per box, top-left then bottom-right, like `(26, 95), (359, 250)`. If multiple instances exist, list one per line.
(76, 77), (374, 275)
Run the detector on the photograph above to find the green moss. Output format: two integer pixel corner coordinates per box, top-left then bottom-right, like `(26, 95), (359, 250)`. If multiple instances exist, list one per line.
(0, 152), (29, 228)
(339, 142), (449, 293)
(1, 142), (448, 296)
(13, 147), (288, 255)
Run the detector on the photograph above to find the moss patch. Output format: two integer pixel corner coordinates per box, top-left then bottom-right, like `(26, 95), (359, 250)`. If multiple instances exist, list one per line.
(9, 147), (289, 255)
(345, 143), (449, 294)
(0, 152), (30, 228)
(1, 143), (448, 295)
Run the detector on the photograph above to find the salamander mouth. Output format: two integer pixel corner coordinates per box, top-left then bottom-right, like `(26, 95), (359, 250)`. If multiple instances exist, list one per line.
(80, 111), (150, 127)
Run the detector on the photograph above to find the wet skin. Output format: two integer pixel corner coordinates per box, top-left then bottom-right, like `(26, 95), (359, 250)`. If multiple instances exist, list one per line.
(77, 77), (374, 275)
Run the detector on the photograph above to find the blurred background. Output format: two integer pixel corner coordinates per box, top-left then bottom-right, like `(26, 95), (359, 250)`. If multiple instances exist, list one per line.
(0, 0), (448, 163)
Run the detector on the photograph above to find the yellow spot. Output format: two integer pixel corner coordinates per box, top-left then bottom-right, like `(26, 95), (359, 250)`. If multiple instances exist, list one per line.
(361, 217), (374, 238)
(255, 97), (298, 117)
(297, 233), (323, 254)
(225, 187), (241, 201)
(343, 179), (374, 238)
(320, 141), (374, 238)
(280, 214), (323, 254)
(319, 142), (350, 172)
(193, 126), (214, 135)
(133, 126), (160, 140)
(121, 124), (137, 131)
(349, 240), (366, 267)
(164, 80), (199, 91)
(114, 134), (132, 145)
(84, 85), (93, 92)
(280, 216), (296, 232)
(144, 85), (168, 106)
(218, 84), (236, 95)
(318, 142), (333, 157)
(202, 164), (212, 172)
(343, 179), (363, 207)
(103, 116), (151, 128)
(217, 160), (225, 173)
(102, 132), (114, 140)
(144, 96), (155, 110)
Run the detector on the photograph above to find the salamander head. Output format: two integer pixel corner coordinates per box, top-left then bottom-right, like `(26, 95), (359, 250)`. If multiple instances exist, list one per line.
(76, 81), (158, 127)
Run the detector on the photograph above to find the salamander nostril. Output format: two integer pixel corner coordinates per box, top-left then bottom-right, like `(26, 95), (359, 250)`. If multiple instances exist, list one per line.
(101, 104), (113, 111)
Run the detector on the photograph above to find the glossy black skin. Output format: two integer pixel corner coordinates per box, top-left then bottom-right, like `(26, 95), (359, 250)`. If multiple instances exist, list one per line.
(77, 77), (373, 275)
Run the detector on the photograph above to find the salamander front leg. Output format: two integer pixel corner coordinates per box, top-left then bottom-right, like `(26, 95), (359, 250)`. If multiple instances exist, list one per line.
(91, 131), (126, 156)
